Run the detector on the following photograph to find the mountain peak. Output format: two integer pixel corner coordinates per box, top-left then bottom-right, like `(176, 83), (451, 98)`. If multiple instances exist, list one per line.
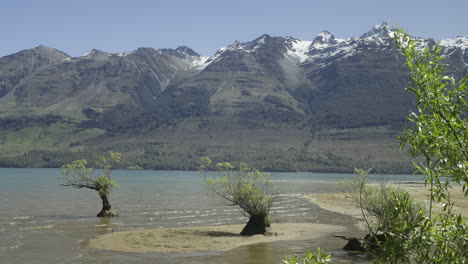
(245, 34), (272, 49)
(34, 44), (51, 50)
(255, 34), (272, 43)
(312, 31), (336, 45)
(218, 34), (275, 54)
(159, 46), (201, 60)
(175, 46), (200, 57)
(361, 22), (396, 38)
(79, 49), (110, 60)
(31, 45), (70, 58)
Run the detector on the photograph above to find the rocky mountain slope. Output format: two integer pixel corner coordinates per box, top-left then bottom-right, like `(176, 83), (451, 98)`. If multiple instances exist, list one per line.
(1, 23), (467, 172)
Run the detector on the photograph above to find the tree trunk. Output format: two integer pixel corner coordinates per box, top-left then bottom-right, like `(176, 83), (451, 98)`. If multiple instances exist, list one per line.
(97, 192), (119, 217)
(240, 214), (270, 236)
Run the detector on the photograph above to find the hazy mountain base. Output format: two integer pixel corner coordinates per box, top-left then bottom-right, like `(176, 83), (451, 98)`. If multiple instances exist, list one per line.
(0, 117), (414, 173)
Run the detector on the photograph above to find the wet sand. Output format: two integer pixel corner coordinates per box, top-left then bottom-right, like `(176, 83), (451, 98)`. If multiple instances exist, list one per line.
(304, 192), (367, 230)
(88, 223), (347, 253)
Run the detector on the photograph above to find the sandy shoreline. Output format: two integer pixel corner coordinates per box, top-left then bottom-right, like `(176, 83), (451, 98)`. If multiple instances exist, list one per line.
(88, 223), (347, 253)
(392, 182), (468, 217)
(305, 182), (468, 222)
(88, 182), (466, 254)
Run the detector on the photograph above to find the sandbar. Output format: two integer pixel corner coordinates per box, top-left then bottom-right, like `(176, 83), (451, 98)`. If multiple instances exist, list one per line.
(89, 182), (467, 254)
(88, 223), (347, 253)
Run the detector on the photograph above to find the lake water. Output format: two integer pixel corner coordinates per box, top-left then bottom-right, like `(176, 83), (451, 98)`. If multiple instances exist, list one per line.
(0, 168), (422, 264)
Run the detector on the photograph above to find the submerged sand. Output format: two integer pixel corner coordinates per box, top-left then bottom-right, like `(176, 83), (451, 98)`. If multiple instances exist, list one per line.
(88, 223), (347, 253)
(305, 192), (367, 230)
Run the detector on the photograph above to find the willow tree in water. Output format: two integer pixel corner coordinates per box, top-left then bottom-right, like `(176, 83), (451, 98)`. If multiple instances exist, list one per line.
(61, 152), (121, 217)
(199, 157), (275, 236)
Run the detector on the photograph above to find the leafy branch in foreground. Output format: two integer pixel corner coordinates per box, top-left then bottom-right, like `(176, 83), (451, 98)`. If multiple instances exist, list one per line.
(371, 27), (468, 264)
(199, 157), (275, 236)
(395, 28), (468, 207)
(283, 248), (331, 264)
(61, 151), (121, 217)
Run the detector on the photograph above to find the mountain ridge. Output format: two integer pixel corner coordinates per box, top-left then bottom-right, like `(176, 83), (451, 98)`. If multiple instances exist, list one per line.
(0, 23), (467, 172)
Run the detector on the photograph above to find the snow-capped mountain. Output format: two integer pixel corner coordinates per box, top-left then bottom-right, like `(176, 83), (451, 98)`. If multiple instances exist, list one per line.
(1, 22), (466, 120)
(440, 36), (468, 50)
(360, 22), (395, 38)
(0, 23), (467, 171)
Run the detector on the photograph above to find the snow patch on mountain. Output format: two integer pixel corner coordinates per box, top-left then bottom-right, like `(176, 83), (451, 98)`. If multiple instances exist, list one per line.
(440, 37), (468, 67)
(202, 37), (268, 67)
(80, 51), (91, 57)
(286, 31), (351, 65)
(286, 39), (312, 63)
(440, 37), (468, 50)
(211, 34), (272, 56)
(257, 35), (266, 45)
(188, 56), (210, 70)
(316, 31), (334, 43)
(186, 23), (468, 72)
(361, 22), (396, 39)
(78, 49), (111, 61)
(117, 51), (133, 57)
(311, 31), (344, 48)
(307, 40), (357, 66)
(220, 41), (246, 52)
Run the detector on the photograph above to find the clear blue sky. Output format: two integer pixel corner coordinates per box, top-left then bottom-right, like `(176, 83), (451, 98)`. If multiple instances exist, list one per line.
(1, 0), (467, 57)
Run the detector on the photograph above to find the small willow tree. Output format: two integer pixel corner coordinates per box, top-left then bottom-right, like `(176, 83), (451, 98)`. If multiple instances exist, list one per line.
(61, 152), (121, 217)
(199, 157), (275, 236)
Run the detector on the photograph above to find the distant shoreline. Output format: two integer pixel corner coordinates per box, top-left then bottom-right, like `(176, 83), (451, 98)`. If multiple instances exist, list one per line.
(0, 166), (420, 175)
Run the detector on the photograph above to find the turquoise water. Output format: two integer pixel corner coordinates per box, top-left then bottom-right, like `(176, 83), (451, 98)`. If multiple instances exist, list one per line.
(0, 168), (421, 263)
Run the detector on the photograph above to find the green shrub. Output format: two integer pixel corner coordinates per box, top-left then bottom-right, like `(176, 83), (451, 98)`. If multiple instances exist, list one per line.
(283, 248), (331, 264)
(199, 157), (275, 236)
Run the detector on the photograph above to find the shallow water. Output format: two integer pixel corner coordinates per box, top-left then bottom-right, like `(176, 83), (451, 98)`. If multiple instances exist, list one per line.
(0, 168), (421, 263)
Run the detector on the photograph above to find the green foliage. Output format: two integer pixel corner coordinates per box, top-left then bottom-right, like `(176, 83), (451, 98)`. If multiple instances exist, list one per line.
(411, 210), (468, 264)
(370, 190), (426, 263)
(341, 169), (426, 263)
(341, 169), (398, 231)
(342, 169), (425, 234)
(0, 123), (415, 174)
(0, 116), (105, 157)
(60, 152), (120, 196)
(395, 29), (468, 200)
(367, 27), (468, 264)
(199, 157), (274, 218)
(283, 248), (331, 264)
